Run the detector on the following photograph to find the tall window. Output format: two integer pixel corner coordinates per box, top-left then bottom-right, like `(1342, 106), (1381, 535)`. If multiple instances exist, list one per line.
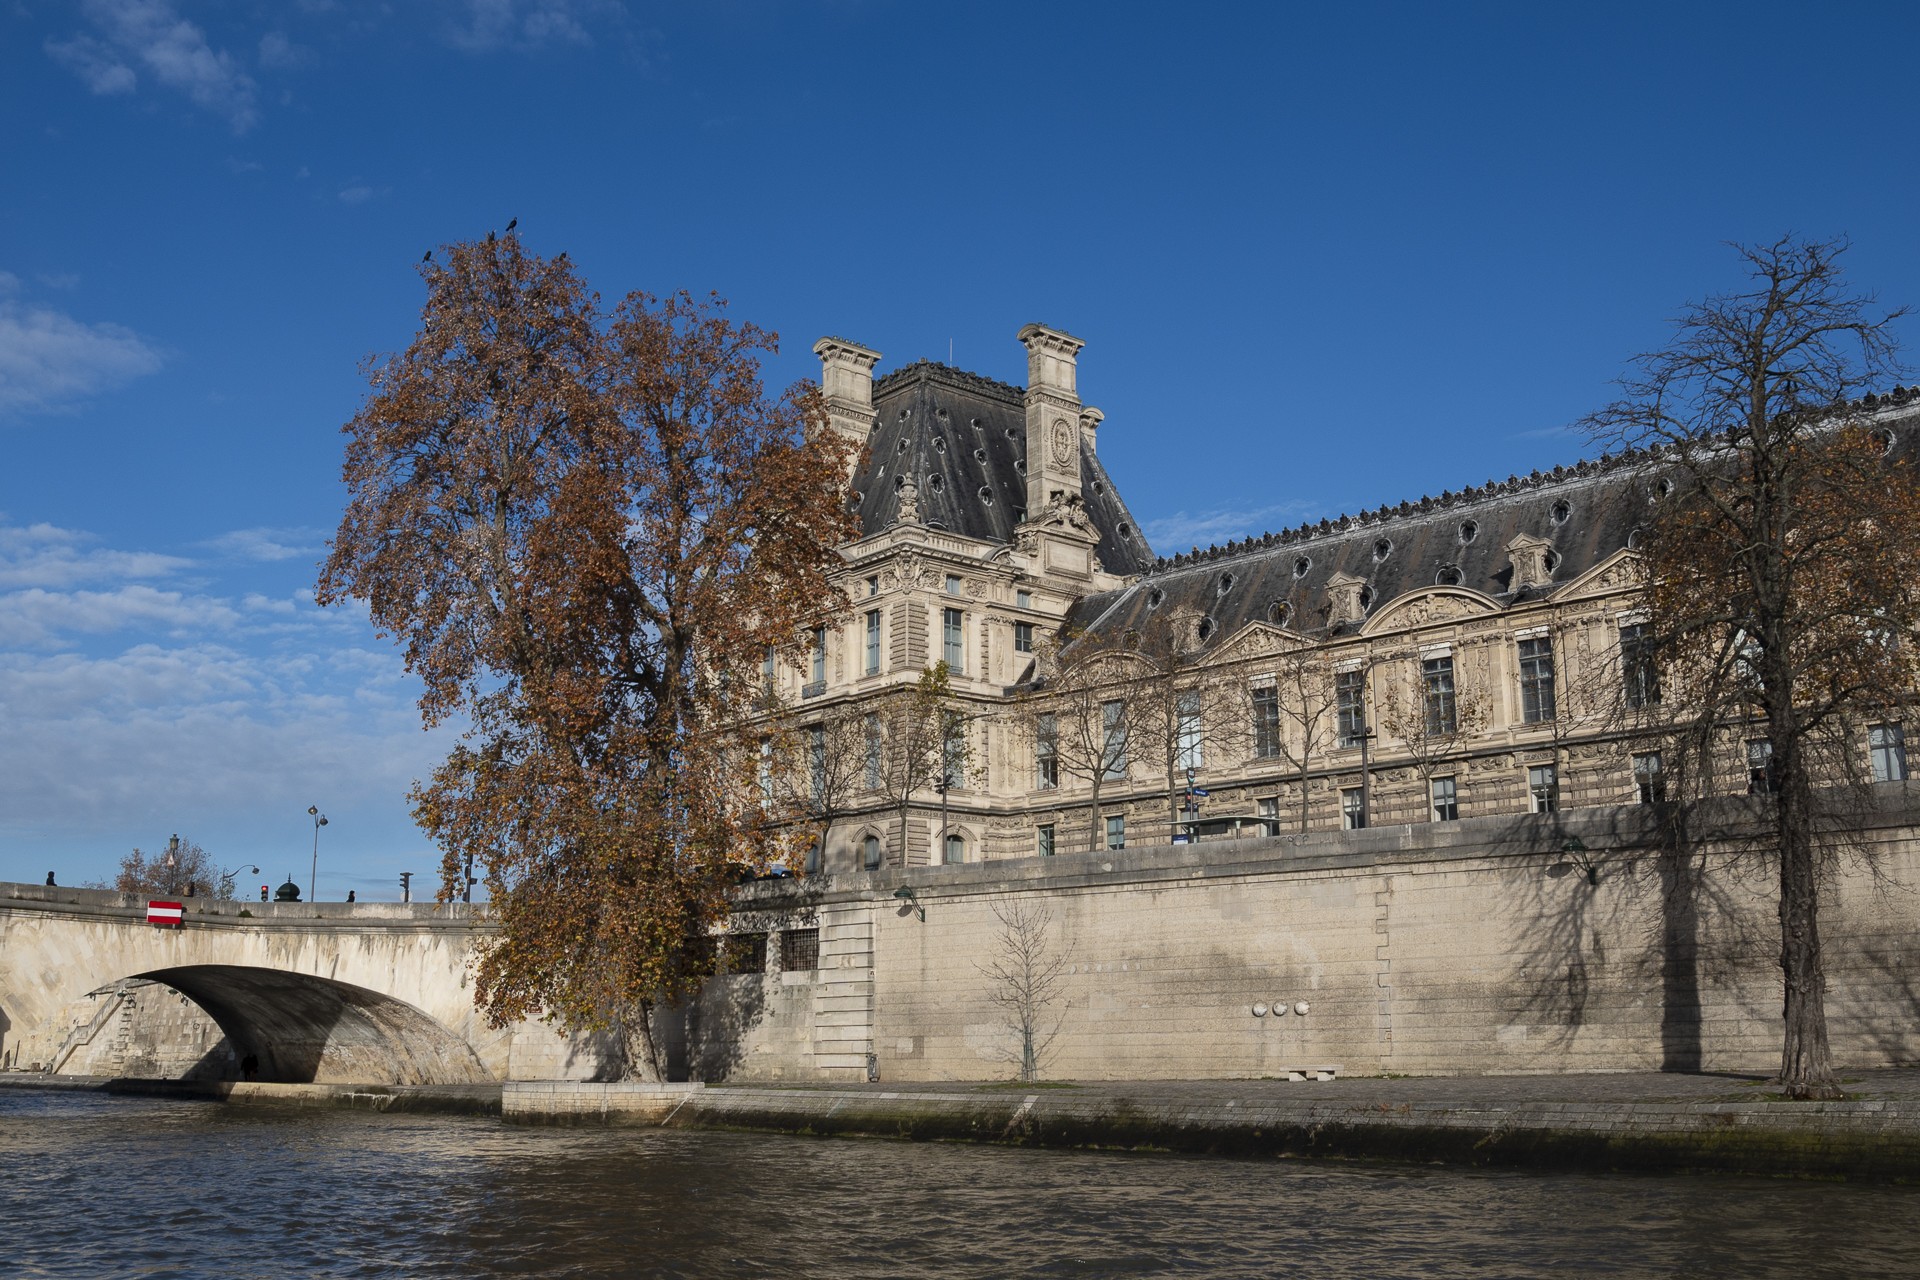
(1034, 713), (1059, 789)
(943, 832), (965, 864)
(1014, 621), (1035, 653)
(1036, 823), (1055, 857)
(1633, 751), (1666, 805)
(861, 833), (882, 870)
(804, 840), (821, 875)
(804, 626), (826, 696)
(1421, 654), (1457, 735)
(1250, 685), (1280, 759)
(807, 725), (825, 804)
(1341, 786), (1366, 830)
(757, 738), (773, 798)
(1431, 776), (1458, 822)
(1529, 764), (1558, 813)
(1256, 796), (1279, 832)
(1176, 690), (1204, 771)
(863, 713), (882, 789)
(1620, 623), (1660, 709)
(865, 610), (881, 675)
(1105, 814), (1126, 850)
(1872, 723), (1909, 783)
(1518, 636), (1556, 723)
(1747, 739), (1777, 795)
(1336, 668), (1366, 747)
(760, 646), (775, 694)
(1101, 699), (1128, 779)
(943, 607), (964, 671)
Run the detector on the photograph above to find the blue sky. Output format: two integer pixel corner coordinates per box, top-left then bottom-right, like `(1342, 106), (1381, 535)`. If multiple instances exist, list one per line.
(5, 1), (1920, 897)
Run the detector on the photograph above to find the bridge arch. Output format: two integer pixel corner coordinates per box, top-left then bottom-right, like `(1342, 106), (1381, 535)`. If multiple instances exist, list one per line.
(126, 965), (493, 1085)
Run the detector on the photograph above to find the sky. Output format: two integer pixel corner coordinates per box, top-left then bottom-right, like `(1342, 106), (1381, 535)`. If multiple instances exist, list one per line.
(5, 0), (1920, 898)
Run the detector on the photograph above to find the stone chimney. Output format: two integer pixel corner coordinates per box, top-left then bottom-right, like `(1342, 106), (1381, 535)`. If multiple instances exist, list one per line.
(1326, 572), (1369, 626)
(812, 337), (882, 473)
(1017, 323), (1086, 515)
(1079, 406), (1105, 453)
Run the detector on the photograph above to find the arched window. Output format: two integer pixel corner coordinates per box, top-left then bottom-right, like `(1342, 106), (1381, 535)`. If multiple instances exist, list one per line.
(861, 834), (882, 870)
(943, 832), (965, 865)
(804, 840), (821, 875)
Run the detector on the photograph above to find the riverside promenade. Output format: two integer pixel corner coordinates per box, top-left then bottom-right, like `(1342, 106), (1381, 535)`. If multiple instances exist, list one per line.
(11, 1068), (1920, 1181)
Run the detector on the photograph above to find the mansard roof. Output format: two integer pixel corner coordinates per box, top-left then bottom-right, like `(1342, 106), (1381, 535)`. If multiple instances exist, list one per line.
(849, 360), (1155, 576)
(1066, 391), (1920, 653)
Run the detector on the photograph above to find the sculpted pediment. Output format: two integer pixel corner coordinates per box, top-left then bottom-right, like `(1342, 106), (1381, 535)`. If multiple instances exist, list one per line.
(1360, 587), (1499, 636)
(1200, 619), (1311, 667)
(1552, 548), (1645, 601)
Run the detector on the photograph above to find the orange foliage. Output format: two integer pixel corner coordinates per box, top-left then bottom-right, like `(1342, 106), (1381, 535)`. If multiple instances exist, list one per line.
(318, 234), (857, 1043)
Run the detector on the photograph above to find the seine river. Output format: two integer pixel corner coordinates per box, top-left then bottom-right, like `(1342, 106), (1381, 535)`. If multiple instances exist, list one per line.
(4, 1090), (1918, 1279)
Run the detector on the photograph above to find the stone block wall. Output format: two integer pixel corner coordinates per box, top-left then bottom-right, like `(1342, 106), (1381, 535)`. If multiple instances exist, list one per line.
(707, 793), (1920, 1082)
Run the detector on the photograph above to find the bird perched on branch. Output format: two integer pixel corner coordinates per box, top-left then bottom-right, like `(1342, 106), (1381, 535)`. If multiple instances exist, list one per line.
(505, 217), (517, 233)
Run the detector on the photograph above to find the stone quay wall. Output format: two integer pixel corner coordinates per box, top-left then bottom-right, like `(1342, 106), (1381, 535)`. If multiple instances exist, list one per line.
(695, 791), (1920, 1084)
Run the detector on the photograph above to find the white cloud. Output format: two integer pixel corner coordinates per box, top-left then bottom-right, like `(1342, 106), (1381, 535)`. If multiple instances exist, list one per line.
(0, 522), (191, 589)
(0, 584), (240, 647)
(257, 31), (307, 70)
(1141, 500), (1322, 554)
(446, 0), (609, 52)
(47, 0), (259, 133)
(198, 527), (321, 563)
(337, 184), (376, 204)
(0, 297), (163, 417)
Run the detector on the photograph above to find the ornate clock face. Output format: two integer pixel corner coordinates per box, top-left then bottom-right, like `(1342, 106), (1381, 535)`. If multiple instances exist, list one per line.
(1050, 419), (1073, 467)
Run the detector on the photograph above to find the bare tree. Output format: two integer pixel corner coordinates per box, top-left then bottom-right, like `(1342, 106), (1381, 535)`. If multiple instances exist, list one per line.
(977, 898), (1072, 1081)
(869, 663), (973, 866)
(764, 700), (875, 872)
(100, 837), (224, 898)
(1104, 611), (1240, 841)
(1258, 646), (1343, 832)
(1376, 645), (1491, 817)
(1024, 630), (1134, 853)
(1582, 235), (1915, 1099)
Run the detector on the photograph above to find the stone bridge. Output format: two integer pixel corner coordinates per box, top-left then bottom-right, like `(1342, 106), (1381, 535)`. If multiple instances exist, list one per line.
(0, 883), (523, 1084)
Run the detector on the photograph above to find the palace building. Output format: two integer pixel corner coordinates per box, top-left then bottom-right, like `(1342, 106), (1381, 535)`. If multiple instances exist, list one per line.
(772, 324), (1920, 872)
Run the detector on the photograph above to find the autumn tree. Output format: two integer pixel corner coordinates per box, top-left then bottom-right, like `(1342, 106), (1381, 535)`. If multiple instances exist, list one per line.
(317, 232), (858, 1078)
(103, 836), (223, 898)
(1582, 235), (1915, 1099)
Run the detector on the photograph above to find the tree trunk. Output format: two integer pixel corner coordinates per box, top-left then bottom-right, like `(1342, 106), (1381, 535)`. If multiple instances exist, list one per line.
(1297, 759), (1311, 833)
(1087, 777), (1103, 854)
(1775, 751), (1840, 1099)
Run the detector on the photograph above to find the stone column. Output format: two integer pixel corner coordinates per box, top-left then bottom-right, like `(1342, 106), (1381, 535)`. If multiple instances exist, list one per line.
(813, 337), (883, 475)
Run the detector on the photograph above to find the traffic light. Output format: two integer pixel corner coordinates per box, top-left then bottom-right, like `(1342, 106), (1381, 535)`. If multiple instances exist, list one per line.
(399, 871), (413, 904)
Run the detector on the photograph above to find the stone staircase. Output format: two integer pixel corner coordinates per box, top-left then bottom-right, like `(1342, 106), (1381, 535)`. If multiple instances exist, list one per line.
(811, 905), (875, 1080)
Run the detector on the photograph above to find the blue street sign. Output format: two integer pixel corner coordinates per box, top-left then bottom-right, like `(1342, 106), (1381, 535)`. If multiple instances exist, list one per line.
(1190, 788), (1210, 798)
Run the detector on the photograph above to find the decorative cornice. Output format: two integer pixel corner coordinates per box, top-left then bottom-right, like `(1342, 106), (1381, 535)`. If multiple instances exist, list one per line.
(873, 359), (1026, 406)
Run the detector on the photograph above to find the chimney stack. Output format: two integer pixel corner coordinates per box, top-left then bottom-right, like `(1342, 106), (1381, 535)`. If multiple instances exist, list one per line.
(812, 337), (882, 473)
(1017, 323), (1086, 515)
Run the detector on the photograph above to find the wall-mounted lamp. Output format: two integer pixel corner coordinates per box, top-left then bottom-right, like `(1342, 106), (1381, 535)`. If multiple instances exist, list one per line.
(893, 885), (925, 922)
(1546, 837), (1600, 886)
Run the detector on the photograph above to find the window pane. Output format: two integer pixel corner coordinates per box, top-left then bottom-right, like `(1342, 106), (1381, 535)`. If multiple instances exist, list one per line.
(1422, 655), (1456, 735)
(1519, 637), (1555, 723)
(781, 928), (819, 972)
(1341, 787), (1366, 830)
(1336, 669), (1366, 746)
(1633, 751), (1666, 805)
(943, 607), (963, 670)
(1105, 815), (1126, 849)
(862, 834), (881, 869)
(1102, 700), (1127, 779)
(1529, 764), (1557, 813)
(1251, 686), (1279, 759)
(1037, 824), (1054, 857)
(865, 610), (881, 675)
(1431, 776), (1458, 822)
(1872, 724), (1908, 783)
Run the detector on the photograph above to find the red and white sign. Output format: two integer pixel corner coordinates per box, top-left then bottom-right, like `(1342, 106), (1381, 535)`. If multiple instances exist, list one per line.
(146, 900), (184, 927)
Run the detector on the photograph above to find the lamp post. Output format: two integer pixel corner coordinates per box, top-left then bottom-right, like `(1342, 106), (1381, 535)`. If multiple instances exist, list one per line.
(307, 806), (328, 902)
(219, 863), (260, 901)
(163, 834), (181, 896)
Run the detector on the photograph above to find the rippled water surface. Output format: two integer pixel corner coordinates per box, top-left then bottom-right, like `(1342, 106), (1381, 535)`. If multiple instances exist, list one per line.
(4, 1090), (1919, 1278)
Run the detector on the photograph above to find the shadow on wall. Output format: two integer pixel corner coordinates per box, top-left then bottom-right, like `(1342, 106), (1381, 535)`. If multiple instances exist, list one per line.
(688, 973), (770, 1082)
(131, 965), (493, 1086)
(0, 1003), (11, 1069)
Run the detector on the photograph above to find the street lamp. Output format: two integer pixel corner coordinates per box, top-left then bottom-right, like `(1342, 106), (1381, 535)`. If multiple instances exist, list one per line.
(163, 834), (181, 896)
(219, 863), (260, 901)
(307, 806), (328, 902)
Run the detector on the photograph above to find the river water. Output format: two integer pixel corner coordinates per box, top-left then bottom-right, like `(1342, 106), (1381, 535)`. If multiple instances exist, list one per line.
(3, 1090), (1917, 1279)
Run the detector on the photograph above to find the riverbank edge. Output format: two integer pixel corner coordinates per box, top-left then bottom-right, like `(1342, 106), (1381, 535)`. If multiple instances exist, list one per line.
(8, 1073), (1917, 1180)
(651, 1085), (1920, 1181)
(0, 1074), (502, 1115)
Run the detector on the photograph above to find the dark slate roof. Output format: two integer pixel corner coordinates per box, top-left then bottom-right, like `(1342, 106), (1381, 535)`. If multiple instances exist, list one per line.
(850, 361), (1155, 576)
(1064, 391), (1920, 652)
